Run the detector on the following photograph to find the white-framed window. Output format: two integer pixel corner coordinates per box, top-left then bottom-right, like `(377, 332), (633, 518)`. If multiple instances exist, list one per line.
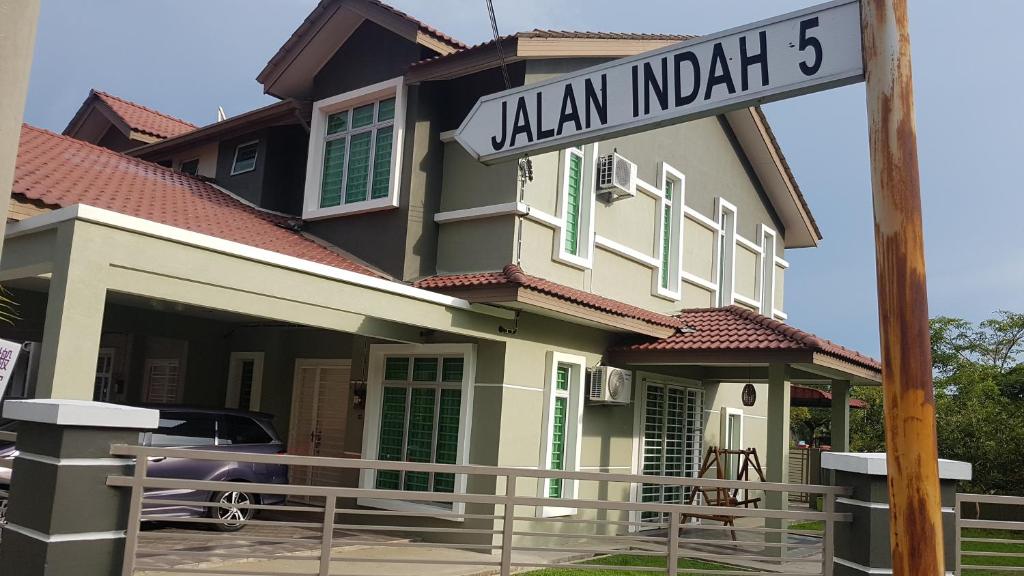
(537, 351), (585, 518)
(655, 163), (685, 299)
(555, 146), (595, 269)
(144, 359), (182, 404)
(230, 141), (259, 175)
(226, 352), (264, 411)
(179, 158), (200, 176)
(359, 343), (475, 519)
(715, 198), (737, 307)
(759, 225), (778, 317)
(304, 77), (407, 219)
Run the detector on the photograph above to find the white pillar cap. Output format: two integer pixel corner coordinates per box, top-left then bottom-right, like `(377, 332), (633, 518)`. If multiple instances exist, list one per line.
(821, 451), (972, 481)
(3, 399), (159, 429)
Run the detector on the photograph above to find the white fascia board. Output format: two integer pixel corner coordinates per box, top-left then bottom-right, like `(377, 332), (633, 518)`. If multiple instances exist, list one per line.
(3, 399), (159, 429)
(7, 204), (490, 315)
(821, 452), (972, 481)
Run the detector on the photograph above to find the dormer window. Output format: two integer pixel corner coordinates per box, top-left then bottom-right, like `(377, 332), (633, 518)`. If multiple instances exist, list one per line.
(304, 77), (406, 219)
(231, 141), (259, 175)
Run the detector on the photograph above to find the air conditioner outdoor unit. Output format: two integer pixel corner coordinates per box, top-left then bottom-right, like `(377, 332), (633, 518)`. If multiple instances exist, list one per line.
(597, 153), (637, 200)
(588, 366), (632, 404)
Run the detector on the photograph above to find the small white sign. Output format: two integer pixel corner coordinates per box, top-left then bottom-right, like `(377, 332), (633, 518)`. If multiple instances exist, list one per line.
(456, 0), (864, 163)
(0, 339), (22, 399)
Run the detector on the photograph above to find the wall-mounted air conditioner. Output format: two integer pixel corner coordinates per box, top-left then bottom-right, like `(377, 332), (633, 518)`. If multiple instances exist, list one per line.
(588, 366), (632, 404)
(597, 153), (637, 201)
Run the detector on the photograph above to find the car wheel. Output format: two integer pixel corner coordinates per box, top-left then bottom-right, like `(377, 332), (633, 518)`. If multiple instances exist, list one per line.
(210, 489), (256, 531)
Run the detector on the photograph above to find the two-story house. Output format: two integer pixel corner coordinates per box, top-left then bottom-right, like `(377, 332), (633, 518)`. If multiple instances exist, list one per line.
(2, 0), (880, 539)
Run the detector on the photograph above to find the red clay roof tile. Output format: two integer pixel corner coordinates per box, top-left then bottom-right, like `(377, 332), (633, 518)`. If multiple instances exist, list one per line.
(416, 265), (687, 330)
(13, 124), (379, 277)
(92, 90), (197, 139)
(617, 305), (881, 371)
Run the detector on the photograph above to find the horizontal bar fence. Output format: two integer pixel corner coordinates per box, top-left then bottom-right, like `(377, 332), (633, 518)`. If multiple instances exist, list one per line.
(957, 493), (1024, 576)
(102, 444), (850, 576)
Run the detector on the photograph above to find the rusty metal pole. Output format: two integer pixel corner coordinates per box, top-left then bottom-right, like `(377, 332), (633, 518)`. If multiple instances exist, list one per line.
(861, 1), (944, 575)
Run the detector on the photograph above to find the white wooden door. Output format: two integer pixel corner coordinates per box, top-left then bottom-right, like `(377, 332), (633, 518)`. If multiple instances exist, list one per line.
(288, 360), (351, 490)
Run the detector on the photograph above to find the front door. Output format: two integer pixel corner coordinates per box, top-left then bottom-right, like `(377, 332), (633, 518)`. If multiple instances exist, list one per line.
(288, 360), (351, 491)
(639, 381), (703, 523)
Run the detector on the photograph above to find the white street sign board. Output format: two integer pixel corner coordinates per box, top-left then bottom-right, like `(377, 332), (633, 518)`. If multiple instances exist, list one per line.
(0, 338), (22, 399)
(456, 0), (863, 163)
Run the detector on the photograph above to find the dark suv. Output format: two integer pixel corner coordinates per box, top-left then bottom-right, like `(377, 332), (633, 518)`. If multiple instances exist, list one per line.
(0, 407), (289, 531)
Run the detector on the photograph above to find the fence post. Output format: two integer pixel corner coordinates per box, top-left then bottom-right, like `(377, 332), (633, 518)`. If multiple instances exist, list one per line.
(953, 496), (961, 576)
(667, 512), (680, 576)
(319, 496), (336, 576)
(822, 452), (970, 576)
(120, 455), (149, 576)
(500, 474), (517, 576)
(822, 492), (835, 576)
(0, 400), (158, 576)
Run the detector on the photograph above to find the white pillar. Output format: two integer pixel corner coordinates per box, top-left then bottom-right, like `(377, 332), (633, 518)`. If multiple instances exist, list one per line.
(831, 380), (851, 452)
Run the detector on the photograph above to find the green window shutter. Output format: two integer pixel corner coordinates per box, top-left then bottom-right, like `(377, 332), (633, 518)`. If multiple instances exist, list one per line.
(344, 131), (372, 203)
(564, 153), (583, 255)
(548, 396), (568, 498)
(555, 365), (570, 391)
(403, 388), (436, 492)
(351, 104), (375, 129)
(433, 388), (461, 493)
(376, 386), (408, 489)
(384, 357), (410, 381)
(320, 138), (346, 208)
(441, 358), (464, 382)
(661, 203), (672, 288)
(412, 358), (438, 382)
(370, 126), (393, 199)
(326, 111), (348, 135)
(377, 98), (396, 122)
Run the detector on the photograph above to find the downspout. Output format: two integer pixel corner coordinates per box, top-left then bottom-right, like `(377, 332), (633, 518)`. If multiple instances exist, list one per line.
(515, 156), (532, 265)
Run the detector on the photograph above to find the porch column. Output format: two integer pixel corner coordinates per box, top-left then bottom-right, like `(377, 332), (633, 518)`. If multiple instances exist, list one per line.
(35, 223), (108, 399)
(765, 363), (791, 556)
(831, 380), (851, 452)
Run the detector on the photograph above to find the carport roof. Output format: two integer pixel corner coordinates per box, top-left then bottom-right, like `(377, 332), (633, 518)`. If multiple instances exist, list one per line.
(11, 124), (381, 278)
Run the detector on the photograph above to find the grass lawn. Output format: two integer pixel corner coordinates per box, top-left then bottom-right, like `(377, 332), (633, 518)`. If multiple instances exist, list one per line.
(786, 520), (824, 533)
(522, 555), (741, 575)
(961, 528), (1024, 576)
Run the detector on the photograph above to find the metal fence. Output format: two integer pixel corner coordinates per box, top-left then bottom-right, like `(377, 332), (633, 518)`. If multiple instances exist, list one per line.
(106, 444), (850, 576)
(956, 493), (1024, 575)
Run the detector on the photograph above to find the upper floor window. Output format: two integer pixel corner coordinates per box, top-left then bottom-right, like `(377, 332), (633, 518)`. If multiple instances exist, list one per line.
(304, 77), (406, 219)
(564, 148), (584, 256)
(716, 200), (737, 307)
(179, 158), (199, 176)
(231, 141), (259, 175)
(656, 164), (684, 299)
(556, 146), (594, 269)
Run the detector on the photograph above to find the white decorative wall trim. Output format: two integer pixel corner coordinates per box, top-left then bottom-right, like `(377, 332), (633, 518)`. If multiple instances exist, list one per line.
(595, 235), (660, 267)
(3, 523), (125, 543)
(682, 271), (717, 291)
(15, 452), (130, 467)
(524, 207), (562, 229)
(434, 202), (528, 224)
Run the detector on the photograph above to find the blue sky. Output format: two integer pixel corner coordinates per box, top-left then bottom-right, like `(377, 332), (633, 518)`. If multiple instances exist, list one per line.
(22, 1), (1024, 357)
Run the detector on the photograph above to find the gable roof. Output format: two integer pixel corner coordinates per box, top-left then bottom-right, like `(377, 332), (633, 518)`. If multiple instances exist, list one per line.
(258, 0), (465, 98)
(416, 264), (686, 336)
(613, 305), (880, 373)
(64, 89), (196, 142)
(13, 124), (380, 277)
(407, 29), (696, 82)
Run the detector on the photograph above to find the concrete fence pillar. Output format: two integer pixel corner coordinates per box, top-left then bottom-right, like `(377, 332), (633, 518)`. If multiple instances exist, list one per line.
(822, 452), (971, 576)
(0, 399), (158, 576)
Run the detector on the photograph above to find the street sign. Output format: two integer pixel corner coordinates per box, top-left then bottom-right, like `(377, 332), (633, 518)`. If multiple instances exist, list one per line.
(456, 0), (864, 163)
(0, 338), (22, 399)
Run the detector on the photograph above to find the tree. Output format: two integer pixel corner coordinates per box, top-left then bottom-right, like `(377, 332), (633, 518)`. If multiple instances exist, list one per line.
(849, 310), (1024, 495)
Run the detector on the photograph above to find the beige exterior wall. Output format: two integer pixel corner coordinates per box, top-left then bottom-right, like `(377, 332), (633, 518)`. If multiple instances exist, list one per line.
(432, 57), (791, 317)
(167, 141), (219, 178)
(701, 381), (770, 479)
